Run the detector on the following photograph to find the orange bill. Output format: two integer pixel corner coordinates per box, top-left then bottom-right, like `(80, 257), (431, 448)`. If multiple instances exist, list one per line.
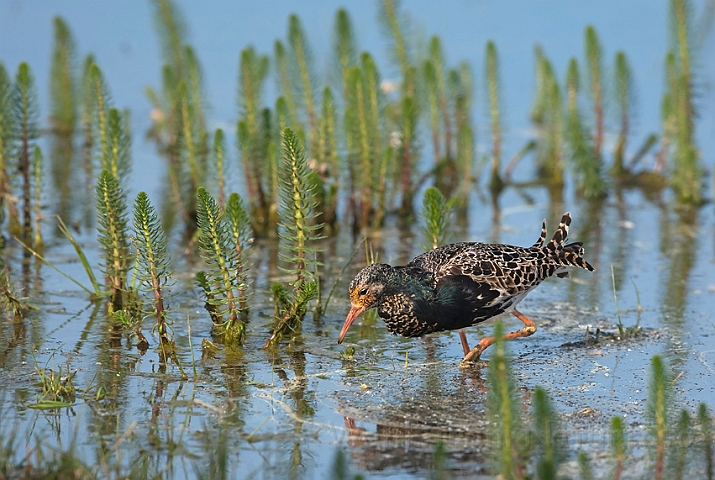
(337, 305), (365, 344)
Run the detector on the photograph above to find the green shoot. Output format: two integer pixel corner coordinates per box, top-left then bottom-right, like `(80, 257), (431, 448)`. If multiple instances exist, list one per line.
(487, 321), (526, 479)
(578, 451), (594, 480)
(648, 355), (671, 480)
(612, 51), (633, 177)
(50, 16), (77, 135)
(104, 108), (131, 185)
(672, 409), (690, 480)
(585, 25), (605, 157)
(486, 41), (504, 195)
(333, 9), (358, 98)
(13, 62), (40, 243)
(196, 187), (245, 344)
(565, 57), (608, 199)
(224, 192), (252, 310)
(698, 403), (713, 480)
(420, 187), (451, 250)
(610, 416), (626, 480)
(32, 146), (43, 251)
(96, 170), (132, 312)
(0, 63), (12, 229)
(532, 386), (563, 479)
(264, 128), (323, 347)
(288, 14), (318, 153)
(132, 191), (173, 341)
(212, 128), (227, 207)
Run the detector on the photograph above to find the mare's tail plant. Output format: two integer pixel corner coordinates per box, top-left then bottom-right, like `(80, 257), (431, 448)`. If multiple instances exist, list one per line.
(668, 0), (702, 204)
(612, 51), (633, 178)
(420, 187), (451, 250)
(264, 128), (323, 348)
(648, 354), (671, 480)
(13, 62), (40, 243)
(237, 46), (270, 234)
(531, 386), (563, 480)
(96, 170), (132, 312)
(585, 25), (605, 158)
(485, 41), (504, 195)
(487, 321), (527, 479)
(698, 403), (713, 480)
(532, 51), (564, 192)
(32, 146), (43, 251)
(196, 187), (246, 345)
(211, 128), (227, 207)
(132, 192), (172, 343)
(565, 58), (608, 199)
(0, 63), (12, 231)
(224, 192), (252, 310)
(49, 16), (77, 136)
(610, 416), (627, 480)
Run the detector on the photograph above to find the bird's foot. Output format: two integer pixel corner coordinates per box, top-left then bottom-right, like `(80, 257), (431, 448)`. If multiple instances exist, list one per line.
(459, 345), (487, 368)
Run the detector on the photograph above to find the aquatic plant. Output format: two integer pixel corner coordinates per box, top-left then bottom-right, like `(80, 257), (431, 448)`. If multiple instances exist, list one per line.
(578, 451), (595, 480)
(32, 146), (43, 251)
(211, 128), (227, 207)
(345, 54), (386, 230)
(648, 355), (671, 480)
(668, 0), (702, 204)
(0, 63), (12, 229)
(485, 41), (504, 195)
(565, 58), (608, 199)
(147, 0), (209, 234)
(584, 26), (605, 158)
(332, 9), (358, 99)
(316, 86), (340, 231)
(237, 46), (270, 233)
(95, 170), (132, 312)
(531, 386), (563, 479)
(196, 186), (246, 344)
(0, 268), (30, 318)
(13, 62), (40, 243)
(612, 51), (633, 178)
(224, 192), (252, 310)
(672, 409), (691, 480)
(452, 62), (474, 203)
(420, 186), (451, 250)
(288, 14), (318, 153)
(531, 51), (564, 191)
(487, 321), (527, 479)
(104, 108), (131, 185)
(79, 55), (96, 183)
(610, 416), (627, 480)
(49, 16), (77, 135)
(265, 128), (322, 347)
(698, 403), (713, 480)
(132, 191), (172, 340)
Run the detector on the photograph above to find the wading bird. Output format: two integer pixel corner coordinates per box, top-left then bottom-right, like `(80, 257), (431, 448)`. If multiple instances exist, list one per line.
(338, 212), (594, 363)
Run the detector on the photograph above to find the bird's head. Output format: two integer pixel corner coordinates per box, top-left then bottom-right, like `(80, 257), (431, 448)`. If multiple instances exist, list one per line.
(337, 263), (392, 344)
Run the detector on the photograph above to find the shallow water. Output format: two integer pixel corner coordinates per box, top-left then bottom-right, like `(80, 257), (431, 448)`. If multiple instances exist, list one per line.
(1, 1), (715, 479)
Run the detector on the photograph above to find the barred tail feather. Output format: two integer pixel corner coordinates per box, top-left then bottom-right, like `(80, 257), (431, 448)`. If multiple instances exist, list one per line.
(544, 212), (595, 272)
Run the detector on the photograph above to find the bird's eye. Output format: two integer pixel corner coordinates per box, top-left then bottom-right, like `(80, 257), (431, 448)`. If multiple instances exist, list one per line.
(358, 287), (368, 296)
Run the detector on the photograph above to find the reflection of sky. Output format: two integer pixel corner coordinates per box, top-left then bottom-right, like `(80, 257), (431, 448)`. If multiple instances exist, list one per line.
(0, 1), (713, 193)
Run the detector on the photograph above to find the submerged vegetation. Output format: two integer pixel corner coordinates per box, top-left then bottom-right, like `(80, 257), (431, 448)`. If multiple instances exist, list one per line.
(0, 0), (714, 478)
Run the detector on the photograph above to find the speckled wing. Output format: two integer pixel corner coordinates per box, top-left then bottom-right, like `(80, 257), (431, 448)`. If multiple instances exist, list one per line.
(408, 242), (554, 306)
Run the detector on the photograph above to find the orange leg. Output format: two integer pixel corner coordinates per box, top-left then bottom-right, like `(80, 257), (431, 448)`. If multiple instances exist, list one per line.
(461, 309), (537, 364)
(459, 330), (471, 356)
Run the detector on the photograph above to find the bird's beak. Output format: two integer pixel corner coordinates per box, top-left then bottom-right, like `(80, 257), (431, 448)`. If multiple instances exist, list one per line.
(338, 305), (365, 344)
